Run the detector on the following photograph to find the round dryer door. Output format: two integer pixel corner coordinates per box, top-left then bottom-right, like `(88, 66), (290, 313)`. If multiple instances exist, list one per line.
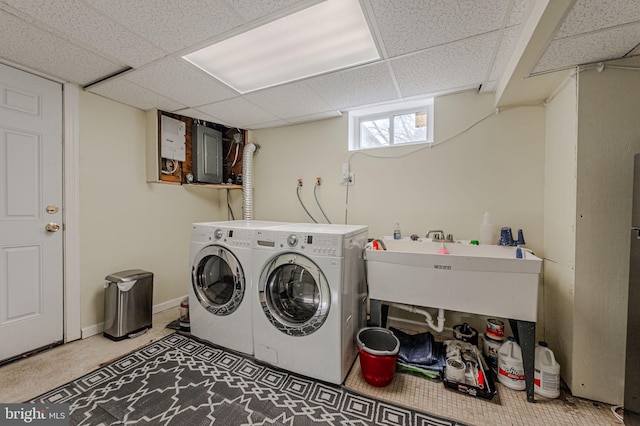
(192, 245), (245, 316)
(259, 253), (330, 336)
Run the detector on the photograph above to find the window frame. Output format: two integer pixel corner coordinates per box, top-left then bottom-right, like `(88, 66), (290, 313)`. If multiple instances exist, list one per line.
(349, 98), (434, 151)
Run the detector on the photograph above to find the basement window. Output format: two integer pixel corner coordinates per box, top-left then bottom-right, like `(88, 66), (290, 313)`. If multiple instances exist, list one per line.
(349, 98), (434, 151)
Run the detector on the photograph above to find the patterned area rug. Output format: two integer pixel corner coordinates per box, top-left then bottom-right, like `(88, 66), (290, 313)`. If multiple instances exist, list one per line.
(30, 333), (464, 425)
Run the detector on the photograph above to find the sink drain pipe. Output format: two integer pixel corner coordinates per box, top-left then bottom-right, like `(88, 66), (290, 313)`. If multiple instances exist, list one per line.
(242, 143), (257, 220)
(389, 303), (446, 333)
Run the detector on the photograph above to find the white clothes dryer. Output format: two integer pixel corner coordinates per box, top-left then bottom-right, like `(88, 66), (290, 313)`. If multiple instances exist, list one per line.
(189, 220), (284, 355)
(251, 223), (368, 384)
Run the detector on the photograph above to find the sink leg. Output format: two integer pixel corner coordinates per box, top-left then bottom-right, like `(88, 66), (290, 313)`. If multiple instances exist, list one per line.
(370, 299), (382, 326)
(381, 303), (389, 327)
(510, 319), (536, 403)
(369, 299), (389, 327)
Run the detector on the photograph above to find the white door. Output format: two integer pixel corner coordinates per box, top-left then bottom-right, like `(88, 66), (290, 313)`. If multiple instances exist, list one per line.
(0, 63), (63, 361)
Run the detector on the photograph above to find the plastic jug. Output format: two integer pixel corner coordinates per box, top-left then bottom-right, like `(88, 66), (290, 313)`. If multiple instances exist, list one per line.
(393, 222), (401, 240)
(497, 337), (525, 391)
(480, 212), (493, 245)
(534, 342), (560, 398)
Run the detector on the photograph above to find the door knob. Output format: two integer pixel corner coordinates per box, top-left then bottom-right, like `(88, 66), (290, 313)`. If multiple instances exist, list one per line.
(46, 223), (60, 232)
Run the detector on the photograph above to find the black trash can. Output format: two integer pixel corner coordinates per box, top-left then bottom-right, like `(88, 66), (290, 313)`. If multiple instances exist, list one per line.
(103, 269), (153, 340)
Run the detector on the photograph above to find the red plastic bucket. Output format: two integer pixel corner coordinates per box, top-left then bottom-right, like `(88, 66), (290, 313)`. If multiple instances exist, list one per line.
(356, 327), (400, 387)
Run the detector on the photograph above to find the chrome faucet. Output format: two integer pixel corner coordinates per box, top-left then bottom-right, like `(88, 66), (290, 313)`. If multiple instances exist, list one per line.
(427, 229), (444, 240)
(427, 230), (454, 242)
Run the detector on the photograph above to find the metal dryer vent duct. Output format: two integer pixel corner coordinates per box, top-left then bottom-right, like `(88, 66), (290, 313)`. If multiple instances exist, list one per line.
(242, 143), (257, 220)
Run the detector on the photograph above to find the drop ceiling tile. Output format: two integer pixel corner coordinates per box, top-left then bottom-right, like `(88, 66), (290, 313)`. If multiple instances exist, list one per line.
(391, 33), (498, 97)
(533, 23), (640, 74)
(506, 0), (533, 27)
(86, 78), (187, 111)
(488, 26), (522, 82)
(244, 81), (334, 118)
(2, 0), (164, 68)
(223, 0), (314, 23)
(0, 10), (123, 85)
(368, 0), (509, 57)
(198, 97), (280, 128)
(554, 0), (640, 39)
(285, 110), (342, 125)
(480, 80), (498, 93)
(305, 61), (399, 110)
(85, 0), (242, 53)
(629, 45), (640, 57)
(171, 108), (231, 126)
(125, 58), (238, 107)
(249, 119), (290, 129)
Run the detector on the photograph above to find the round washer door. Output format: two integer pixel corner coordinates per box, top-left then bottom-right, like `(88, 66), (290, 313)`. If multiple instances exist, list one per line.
(259, 252), (330, 336)
(192, 245), (245, 316)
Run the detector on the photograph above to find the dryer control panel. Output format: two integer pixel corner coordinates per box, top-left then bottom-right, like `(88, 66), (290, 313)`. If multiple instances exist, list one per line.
(191, 224), (215, 243)
(213, 228), (253, 248)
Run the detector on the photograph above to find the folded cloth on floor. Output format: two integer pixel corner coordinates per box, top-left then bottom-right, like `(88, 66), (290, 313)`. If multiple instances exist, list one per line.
(390, 327), (446, 369)
(396, 360), (443, 380)
(397, 358), (445, 373)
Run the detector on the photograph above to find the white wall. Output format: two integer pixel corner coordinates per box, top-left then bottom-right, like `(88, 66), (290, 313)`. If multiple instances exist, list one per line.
(78, 92), (223, 329)
(573, 57), (640, 403)
(544, 75), (578, 391)
(542, 57), (640, 405)
(250, 90), (546, 333)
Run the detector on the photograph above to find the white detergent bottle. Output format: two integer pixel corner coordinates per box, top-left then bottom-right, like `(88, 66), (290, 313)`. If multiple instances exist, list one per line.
(534, 341), (560, 398)
(480, 212), (493, 245)
(497, 337), (526, 391)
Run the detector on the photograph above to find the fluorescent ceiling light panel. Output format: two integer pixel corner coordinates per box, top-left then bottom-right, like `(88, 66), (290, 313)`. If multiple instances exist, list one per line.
(183, 0), (380, 94)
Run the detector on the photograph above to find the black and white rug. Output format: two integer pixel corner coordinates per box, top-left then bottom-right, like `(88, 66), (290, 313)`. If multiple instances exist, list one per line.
(31, 333), (464, 425)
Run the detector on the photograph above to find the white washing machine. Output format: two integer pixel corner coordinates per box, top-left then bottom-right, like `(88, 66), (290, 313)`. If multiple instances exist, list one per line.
(189, 220), (284, 355)
(251, 223), (368, 384)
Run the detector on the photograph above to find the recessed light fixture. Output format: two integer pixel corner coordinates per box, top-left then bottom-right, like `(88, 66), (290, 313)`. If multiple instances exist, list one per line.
(182, 0), (380, 94)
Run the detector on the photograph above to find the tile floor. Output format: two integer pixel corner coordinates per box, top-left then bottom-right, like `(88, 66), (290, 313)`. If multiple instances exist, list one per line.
(0, 308), (623, 425)
(345, 354), (620, 425)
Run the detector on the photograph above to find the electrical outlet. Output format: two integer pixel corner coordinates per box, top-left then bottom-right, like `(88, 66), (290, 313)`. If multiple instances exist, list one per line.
(340, 161), (354, 186)
(341, 171), (355, 186)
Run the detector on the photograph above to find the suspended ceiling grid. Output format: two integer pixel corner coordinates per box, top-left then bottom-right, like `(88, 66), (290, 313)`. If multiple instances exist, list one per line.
(0, 0), (638, 129)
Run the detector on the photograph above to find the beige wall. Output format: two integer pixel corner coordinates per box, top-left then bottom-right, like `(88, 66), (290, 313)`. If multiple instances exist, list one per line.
(544, 75), (578, 393)
(78, 92), (223, 330)
(251, 91), (545, 249)
(250, 90), (546, 333)
(573, 57), (640, 404)
(542, 56), (640, 405)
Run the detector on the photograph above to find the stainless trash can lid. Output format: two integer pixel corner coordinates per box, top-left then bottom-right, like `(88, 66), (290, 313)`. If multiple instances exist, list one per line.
(105, 269), (153, 283)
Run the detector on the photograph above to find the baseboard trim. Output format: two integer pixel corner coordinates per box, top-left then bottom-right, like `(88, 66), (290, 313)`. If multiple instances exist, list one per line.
(81, 295), (185, 339)
(153, 296), (185, 315)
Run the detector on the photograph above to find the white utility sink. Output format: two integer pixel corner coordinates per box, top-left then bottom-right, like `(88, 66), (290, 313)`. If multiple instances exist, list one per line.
(365, 238), (543, 321)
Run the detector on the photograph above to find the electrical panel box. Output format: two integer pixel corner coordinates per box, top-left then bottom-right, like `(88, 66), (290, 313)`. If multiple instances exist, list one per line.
(192, 124), (223, 184)
(160, 115), (186, 161)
